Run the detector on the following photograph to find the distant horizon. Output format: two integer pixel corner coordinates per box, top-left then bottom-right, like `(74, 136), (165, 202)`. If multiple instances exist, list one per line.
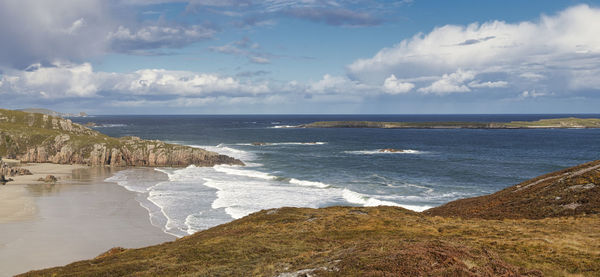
(71, 112), (600, 116)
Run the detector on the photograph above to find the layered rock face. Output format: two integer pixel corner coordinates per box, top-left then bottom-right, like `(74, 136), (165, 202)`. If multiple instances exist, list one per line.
(0, 109), (243, 167)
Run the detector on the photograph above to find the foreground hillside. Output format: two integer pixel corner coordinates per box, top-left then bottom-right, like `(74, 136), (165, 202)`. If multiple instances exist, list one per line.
(0, 109), (242, 167)
(301, 117), (600, 129)
(426, 160), (600, 219)
(23, 161), (600, 276)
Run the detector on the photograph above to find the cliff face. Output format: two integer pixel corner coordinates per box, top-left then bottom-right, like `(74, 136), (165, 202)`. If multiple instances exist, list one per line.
(0, 109), (243, 167)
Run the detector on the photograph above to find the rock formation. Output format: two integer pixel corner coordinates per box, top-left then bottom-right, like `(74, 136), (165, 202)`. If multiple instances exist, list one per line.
(0, 109), (243, 167)
(0, 158), (32, 183)
(379, 148), (404, 153)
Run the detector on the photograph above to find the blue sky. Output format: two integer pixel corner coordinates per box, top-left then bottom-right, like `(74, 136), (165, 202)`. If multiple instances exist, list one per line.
(0, 0), (599, 114)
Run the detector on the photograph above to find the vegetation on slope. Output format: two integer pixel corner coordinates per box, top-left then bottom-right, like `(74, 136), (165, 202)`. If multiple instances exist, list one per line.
(21, 161), (600, 276)
(21, 206), (600, 276)
(0, 109), (242, 167)
(301, 117), (600, 129)
(425, 160), (600, 219)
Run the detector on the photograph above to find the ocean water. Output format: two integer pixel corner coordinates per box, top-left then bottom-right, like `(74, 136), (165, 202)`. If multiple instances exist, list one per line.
(72, 114), (600, 237)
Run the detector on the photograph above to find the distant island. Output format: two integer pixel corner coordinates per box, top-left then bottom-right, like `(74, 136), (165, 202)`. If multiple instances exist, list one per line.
(301, 117), (600, 129)
(21, 160), (600, 276)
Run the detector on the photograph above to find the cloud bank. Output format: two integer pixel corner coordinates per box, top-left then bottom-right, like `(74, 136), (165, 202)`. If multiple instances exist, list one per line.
(348, 4), (600, 96)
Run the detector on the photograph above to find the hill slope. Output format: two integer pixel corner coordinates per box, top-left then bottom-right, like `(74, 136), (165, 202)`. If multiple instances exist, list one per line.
(425, 160), (600, 219)
(21, 162), (600, 276)
(0, 109), (242, 167)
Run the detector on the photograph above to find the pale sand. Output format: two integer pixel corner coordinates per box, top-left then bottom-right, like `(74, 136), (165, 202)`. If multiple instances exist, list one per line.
(0, 163), (87, 223)
(0, 164), (175, 276)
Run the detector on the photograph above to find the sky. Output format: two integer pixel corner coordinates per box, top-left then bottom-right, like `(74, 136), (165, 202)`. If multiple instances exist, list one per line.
(0, 0), (599, 114)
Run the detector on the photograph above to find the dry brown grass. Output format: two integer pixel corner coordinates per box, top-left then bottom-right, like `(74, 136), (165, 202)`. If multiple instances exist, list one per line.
(20, 207), (600, 276)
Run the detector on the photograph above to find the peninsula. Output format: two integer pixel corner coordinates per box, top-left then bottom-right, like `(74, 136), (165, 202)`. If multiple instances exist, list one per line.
(22, 160), (600, 276)
(300, 117), (600, 129)
(0, 109), (243, 169)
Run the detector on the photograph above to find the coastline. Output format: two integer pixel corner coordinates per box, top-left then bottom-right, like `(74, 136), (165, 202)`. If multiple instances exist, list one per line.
(0, 163), (175, 277)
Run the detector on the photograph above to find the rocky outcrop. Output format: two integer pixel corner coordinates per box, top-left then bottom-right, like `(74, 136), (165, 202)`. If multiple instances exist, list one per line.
(379, 148), (404, 153)
(0, 159), (32, 181)
(38, 175), (58, 183)
(0, 109), (243, 167)
(16, 135), (242, 167)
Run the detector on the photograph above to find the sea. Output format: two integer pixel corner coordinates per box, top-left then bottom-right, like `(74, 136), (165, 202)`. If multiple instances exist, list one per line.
(71, 114), (600, 237)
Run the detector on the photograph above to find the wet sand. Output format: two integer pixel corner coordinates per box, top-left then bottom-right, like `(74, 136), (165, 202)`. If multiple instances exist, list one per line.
(0, 165), (175, 277)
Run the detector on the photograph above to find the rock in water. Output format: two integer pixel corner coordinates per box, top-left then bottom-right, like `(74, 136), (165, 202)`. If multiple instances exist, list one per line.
(252, 142), (268, 146)
(38, 175), (58, 183)
(379, 148), (404, 153)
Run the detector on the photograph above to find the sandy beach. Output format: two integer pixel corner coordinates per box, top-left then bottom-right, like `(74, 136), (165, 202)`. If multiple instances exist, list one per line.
(0, 163), (175, 276)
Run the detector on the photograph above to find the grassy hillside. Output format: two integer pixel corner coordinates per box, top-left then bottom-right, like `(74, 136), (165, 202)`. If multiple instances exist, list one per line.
(425, 160), (600, 219)
(21, 161), (600, 276)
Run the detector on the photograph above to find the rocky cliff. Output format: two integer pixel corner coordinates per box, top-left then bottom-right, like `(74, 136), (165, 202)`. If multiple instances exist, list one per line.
(0, 109), (243, 167)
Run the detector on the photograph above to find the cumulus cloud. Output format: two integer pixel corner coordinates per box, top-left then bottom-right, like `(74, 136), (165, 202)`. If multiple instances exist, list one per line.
(308, 74), (372, 95)
(0, 62), (270, 100)
(348, 5), (600, 95)
(418, 69), (475, 94)
(383, 74), (414, 94)
(0, 62), (103, 98)
(115, 69), (270, 96)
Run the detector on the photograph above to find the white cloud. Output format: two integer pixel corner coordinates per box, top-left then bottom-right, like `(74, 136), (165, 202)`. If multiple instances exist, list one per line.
(0, 62), (101, 97)
(519, 72), (546, 81)
(116, 69), (270, 95)
(382, 74), (414, 94)
(108, 24), (216, 52)
(0, 63), (270, 99)
(210, 38), (272, 64)
(519, 90), (548, 99)
(308, 74), (372, 95)
(468, 80), (508, 88)
(418, 69), (475, 94)
(64, 18), (87, 34)
(348, 5), (600, 94)
(250, 56), (271, 64)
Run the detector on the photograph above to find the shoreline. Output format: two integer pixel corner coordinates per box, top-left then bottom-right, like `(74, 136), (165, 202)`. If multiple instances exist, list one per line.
(0, 163), (174, 276)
